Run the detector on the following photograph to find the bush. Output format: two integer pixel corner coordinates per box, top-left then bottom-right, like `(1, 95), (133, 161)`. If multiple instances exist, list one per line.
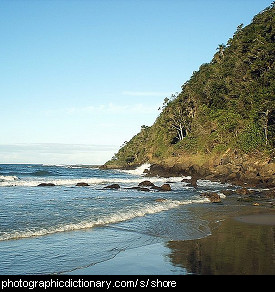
(239, 123), (265, 152)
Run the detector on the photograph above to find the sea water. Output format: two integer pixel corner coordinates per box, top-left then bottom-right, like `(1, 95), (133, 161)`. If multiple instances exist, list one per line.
(0, 164), (230, 274)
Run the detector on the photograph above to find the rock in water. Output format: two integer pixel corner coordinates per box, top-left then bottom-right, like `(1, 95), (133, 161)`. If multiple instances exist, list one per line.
(138, 180), (155, 187)
(201, 192), (221, 203)
(76, 182), (89, 186)
(104, 184), (120, 189)
(160, 184), (172, 191)
(37, 183), (55, 187)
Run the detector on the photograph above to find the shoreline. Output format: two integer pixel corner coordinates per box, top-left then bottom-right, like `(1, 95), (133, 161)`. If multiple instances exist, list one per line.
(69, 203), (275, 275)
(166, 206), (275, 275)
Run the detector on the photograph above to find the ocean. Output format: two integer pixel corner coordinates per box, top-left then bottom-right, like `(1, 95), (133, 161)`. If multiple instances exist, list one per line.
(0, 163), (232, 275)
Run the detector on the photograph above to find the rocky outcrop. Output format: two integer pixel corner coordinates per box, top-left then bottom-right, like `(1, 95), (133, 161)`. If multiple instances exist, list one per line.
(146, 152), (275, 188)
(236, 188), (275, 205)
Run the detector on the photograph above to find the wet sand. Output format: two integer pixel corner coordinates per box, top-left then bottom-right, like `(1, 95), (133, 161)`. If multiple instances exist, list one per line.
(235, 213), (275, 225)
(69, 206), (275, 275)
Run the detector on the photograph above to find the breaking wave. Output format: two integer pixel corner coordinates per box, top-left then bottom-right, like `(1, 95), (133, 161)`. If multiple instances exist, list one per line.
(0, 175), (19, 182)
(0, 197), (209, 241)
(121, 163), (151, 176)
(0, 176), (184, 187)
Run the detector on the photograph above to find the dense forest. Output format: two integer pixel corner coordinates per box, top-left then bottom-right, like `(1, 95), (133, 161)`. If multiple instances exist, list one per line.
(104, 3), (275, 173)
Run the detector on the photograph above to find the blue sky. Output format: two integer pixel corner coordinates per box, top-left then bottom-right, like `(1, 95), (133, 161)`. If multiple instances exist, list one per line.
(0, 0), (272, 164)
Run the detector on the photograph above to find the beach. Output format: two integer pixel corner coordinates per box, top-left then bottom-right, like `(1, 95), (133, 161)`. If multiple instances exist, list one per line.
(0, 164), (274, 275)
(69, 203), (275, 275)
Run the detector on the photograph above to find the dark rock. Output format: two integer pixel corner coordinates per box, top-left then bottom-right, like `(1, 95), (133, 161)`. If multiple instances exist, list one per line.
(104, 184), (120, 189)
(160, 184), (172, 191)
(76, 182), (89, 186)
(221, 190), (235, 196)
(139, 187), (150, 192)
(190, 177), (198, 188)
(182, 176), (198, 187)
(201, 192), (221, 203)
(146, 164), (186, 178)
(37, 183), (55, 187)
(138, 180), (155, 187)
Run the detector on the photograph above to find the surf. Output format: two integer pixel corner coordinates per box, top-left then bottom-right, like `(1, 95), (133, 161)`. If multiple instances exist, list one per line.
(0, 197), (209, 241)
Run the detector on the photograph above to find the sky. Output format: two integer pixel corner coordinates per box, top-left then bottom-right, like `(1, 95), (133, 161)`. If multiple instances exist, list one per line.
(0, 0), (272, 164)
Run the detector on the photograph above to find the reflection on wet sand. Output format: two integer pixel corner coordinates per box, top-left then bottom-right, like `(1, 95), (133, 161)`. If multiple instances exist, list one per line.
(166, 217), (275, 275)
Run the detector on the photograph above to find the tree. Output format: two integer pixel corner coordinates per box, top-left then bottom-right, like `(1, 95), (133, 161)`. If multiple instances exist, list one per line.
(217, 43), (226, 58)
(164, 98), (193, 141)
(259, 109), (273, 146)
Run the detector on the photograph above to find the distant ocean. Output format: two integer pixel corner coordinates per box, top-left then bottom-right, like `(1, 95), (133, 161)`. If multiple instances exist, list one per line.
(0, 163), (232, 274)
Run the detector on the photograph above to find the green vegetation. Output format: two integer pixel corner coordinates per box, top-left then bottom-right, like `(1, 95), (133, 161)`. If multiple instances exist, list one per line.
(105, 3), (275, 168)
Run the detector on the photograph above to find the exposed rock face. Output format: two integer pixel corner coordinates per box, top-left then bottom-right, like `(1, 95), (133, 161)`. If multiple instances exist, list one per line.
(145, 152), (275, 189)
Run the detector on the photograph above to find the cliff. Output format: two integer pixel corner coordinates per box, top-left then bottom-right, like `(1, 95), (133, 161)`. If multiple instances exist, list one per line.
(103, 3), (275, 188)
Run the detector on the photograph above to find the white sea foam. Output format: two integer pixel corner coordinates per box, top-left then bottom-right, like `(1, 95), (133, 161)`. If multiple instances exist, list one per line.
(0, 175), (19, 182)
(0, 197), (209, 241)
(197, 179), (231, 188)
(121, 163), (151, 176)
(0, 175), (185, 187)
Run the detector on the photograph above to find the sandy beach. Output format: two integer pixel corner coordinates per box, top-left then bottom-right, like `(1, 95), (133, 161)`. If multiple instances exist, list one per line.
(235, 213), (275, 225)
(68, 204), (275, 275)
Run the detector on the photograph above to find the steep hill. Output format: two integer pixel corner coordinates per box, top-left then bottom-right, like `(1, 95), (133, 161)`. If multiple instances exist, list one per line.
(103, 3), (275, 187)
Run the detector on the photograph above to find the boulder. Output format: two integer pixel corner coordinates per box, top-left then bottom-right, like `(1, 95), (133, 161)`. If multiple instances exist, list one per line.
(190, 177), (198, 188)
(76, 182), (89, 186)
(221, 190), (235, 196)
(201, 192), (221, 203)
(160, 183), (172, 191)
(104, 184), (120, 189)
(138, 180), (155, 187)
(182, 177), (198, 187)
(37, 183), (55, 187)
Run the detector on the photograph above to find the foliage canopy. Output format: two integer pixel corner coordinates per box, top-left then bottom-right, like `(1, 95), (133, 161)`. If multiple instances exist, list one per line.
(105, 4), (275, 168)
